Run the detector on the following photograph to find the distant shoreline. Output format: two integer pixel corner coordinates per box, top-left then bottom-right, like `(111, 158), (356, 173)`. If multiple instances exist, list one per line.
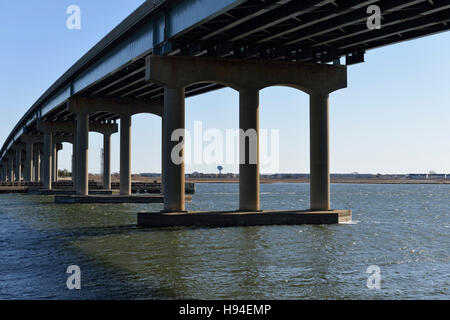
(185, 178), (450, 185)
(81, 176), (450, 185)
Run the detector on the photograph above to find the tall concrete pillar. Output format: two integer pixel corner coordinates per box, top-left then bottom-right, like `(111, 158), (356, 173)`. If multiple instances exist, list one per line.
(39, 151), (44, 183)
(239, 88), (260, 211)
(53, 144), (61, 182)
(76, 113), (89, 195)
(160, 115), (165, 194)
(15, 148), (22, 183)
(309, 92), (330, 210)
(34, 150), (40, 183)
(163, 86), (185, 212)
(43, 133), (53, 190)
(5, 163), (8, 182)
(103, 133), (111, 190)
(72, 136), (77, 185)
(8, 157), (14, 182)
(25, 143), (33, 182)
(53, 144), (57, 183)
(120, 115), (131, 195)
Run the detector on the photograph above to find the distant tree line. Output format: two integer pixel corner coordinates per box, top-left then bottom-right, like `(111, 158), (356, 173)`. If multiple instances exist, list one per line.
(58, 169), (72, 177)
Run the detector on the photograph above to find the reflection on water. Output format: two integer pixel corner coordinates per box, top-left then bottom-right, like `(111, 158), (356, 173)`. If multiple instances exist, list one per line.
(0, 183), (448, 299)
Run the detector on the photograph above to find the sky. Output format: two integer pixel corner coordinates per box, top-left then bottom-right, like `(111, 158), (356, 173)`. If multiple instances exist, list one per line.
(0, 1), (449, 175)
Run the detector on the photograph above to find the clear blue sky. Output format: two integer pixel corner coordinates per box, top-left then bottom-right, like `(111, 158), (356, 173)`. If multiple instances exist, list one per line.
(0, 1), (449, 175)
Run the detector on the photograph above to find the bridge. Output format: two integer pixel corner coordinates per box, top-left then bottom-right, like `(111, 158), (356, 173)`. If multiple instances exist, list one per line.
(0, 0), (449, 226)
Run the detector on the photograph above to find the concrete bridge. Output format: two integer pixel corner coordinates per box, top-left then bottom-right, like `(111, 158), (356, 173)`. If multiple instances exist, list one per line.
(0, 0), (449, 226)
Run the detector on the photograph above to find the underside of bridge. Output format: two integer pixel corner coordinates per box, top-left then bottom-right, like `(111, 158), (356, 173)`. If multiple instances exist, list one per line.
(7, 0), (449, 129)
(1, 0), (449, 223)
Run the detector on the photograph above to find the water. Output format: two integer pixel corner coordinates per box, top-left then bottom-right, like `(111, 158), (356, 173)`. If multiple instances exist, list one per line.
(0, 183), (448, 299)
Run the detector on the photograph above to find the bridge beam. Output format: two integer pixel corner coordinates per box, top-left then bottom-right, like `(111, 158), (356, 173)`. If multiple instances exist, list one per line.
(146, 55), (347, 212)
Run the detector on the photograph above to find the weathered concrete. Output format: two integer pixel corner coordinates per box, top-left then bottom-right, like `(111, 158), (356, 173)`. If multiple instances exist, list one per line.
(76, 113), (89, 195)
(72, 135), (77, 184)
(22, 135), (42, 182)
(146, 55), (347, 94)
(34, 150), (40, 182)
(0, 165), (5, 182)
(29, 189), (113, 196)
(162, 86), (186, 212)
(310, 93), (330, 210)
(8, 156), (14, 182)
(67, 96), (163, 117)
(15, 147), (22, 183)
(67, 96), (160, 195)
(0, 186), (30, 194)
(42, 132), (53, 190)
(55, 194), (192, 204)
(120, 115), (132, 195)
(37, 121), (118, 192)
(103, 133), (111, 189)
(137, 209), (352, 228)
(38, 121), (118, 136)
(239, 88), (260, 211)
(146, 55), (347, 214)
(53, 143), (62, 182)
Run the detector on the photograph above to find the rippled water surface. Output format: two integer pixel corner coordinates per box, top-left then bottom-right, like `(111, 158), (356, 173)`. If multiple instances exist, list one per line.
(0, 183), (448, 299)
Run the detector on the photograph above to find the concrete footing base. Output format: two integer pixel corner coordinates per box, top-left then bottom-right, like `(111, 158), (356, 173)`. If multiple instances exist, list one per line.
(137, 209), (351, 228)
(0, 187), (30, 194)
(29, 189), (113, 195)
(55, 194), (192, 204)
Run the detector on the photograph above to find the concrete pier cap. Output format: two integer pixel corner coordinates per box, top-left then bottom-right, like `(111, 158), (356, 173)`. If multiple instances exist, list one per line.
(145, 55), (347, 94)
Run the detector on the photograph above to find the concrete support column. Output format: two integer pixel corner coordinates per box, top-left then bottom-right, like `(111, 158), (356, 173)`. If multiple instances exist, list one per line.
(163, 86), (185, 212)
(8, 157), (14, 182)
(53, 145), (58, 183)
(309, 92), (330, 210)
(120, 115), (132, 195)
(103, 133), (111, 190)
(34, 150), (40, 182)
(72, 136), (77, 185)
(53, 144), (62, 182)
(76, 113), (89, 195)
(43, 133), (53, 190)
(160, 115), (165, 194)
(239, 88), (260, 211)
(15, 148), (22, 183)
(25, 143), (33, 182)
(39, 151), (44, 183)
